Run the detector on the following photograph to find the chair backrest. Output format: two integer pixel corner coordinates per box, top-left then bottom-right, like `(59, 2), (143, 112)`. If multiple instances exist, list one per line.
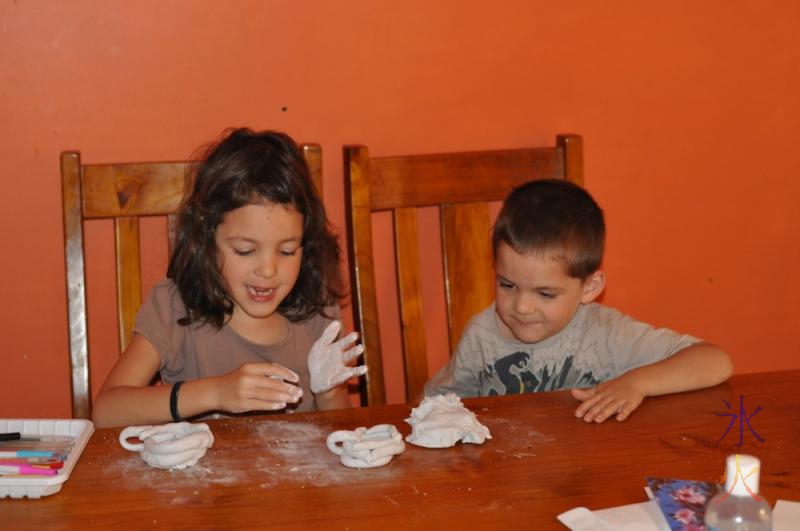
(343, 135), (583, 406)
(61, 144), (323, 419)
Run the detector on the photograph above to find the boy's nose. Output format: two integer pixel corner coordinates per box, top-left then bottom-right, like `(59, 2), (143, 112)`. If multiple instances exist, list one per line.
(514, 294), (535, 315)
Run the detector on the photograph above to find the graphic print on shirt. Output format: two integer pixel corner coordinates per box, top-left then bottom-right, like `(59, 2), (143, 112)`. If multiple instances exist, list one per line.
(480, 351), (602, 395)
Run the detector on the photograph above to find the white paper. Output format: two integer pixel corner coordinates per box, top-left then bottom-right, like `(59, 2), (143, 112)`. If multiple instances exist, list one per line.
(558, 501), (669, 531)
(557, 507), (614, 530)
(773, 500), (800, 531)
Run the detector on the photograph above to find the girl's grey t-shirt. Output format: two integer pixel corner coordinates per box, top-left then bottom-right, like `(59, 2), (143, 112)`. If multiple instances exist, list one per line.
(425, 302), (701, 398)
(134, 280), (335, 412)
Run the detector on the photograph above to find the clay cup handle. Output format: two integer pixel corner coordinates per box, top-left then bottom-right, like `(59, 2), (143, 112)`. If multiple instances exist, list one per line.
(119, 425), (152, 452)
(326, 430), (357, 456)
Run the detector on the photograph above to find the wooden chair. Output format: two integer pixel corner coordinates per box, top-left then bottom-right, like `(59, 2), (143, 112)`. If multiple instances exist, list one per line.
(61, 144), (323, 419)
(343, 135), (583, 406)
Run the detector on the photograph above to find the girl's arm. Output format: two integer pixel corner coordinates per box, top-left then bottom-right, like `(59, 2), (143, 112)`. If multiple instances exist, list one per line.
(571, 342), (733, 423)
(91, 335), (168, 427)
(92, 334), (304, 428)
(307, 321), (367, 405)
(314, 384), (352, 410)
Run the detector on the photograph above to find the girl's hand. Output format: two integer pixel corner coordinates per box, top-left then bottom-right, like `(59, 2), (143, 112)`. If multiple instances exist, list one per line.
(571, 375), (645, 423)
(212, 363), (304, 413)
(308, 321), (368, 394)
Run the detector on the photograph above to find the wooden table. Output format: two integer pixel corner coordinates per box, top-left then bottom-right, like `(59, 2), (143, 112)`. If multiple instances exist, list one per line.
(3, 370), (799, 529)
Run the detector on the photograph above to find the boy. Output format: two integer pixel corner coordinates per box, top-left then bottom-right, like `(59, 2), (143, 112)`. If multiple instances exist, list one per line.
(425, 180), (732, 423)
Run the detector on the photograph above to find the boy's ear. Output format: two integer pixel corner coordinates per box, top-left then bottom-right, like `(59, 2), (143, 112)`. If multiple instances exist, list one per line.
(580, 270), (605, 303)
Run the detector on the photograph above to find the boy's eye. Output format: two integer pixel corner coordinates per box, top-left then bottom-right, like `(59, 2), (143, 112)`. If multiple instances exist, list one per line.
(497, 279), (514, 290)
(538, 291), (556, 300)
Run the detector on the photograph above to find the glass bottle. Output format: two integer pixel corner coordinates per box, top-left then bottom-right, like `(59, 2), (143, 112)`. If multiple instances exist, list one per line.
(705, 454), (772, 531)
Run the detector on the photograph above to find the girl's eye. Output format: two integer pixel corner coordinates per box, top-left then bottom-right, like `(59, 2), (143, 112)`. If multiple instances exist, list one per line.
(234, 249), (254, 256)
(280, 248), (299, 257)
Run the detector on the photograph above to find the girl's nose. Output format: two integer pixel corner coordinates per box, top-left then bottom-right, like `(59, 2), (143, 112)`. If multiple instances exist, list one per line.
(256, 256), (277, 278)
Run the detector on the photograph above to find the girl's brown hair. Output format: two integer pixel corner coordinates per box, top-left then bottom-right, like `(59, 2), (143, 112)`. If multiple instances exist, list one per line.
(168, 128), (343, 327)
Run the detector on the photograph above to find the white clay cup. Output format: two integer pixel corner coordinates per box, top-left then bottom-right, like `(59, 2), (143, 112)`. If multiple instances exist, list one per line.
(119, 422), (214, 470)
(326, 424), (405, 468)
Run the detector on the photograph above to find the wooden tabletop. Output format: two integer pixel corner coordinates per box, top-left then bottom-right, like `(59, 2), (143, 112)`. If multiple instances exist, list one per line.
(3, 370), (799, 530)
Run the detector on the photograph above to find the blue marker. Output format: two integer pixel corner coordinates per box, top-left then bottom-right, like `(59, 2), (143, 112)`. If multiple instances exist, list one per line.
(0, 450), (58, 458)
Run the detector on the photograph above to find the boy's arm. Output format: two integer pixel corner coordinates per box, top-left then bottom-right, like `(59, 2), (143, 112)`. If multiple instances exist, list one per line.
(621, 341), (733, 396)
(572, 342), (733, 423)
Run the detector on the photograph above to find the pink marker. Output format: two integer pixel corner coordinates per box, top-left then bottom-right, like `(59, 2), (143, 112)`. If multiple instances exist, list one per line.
(0, 464), (58, 476)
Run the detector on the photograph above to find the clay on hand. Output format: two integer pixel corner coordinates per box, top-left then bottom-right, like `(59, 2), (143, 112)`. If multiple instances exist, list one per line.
(326, 424), (405, 468)
(307, 321), (368, 394)
(405, 393), (492, 448)
(119, 422), (214, 469)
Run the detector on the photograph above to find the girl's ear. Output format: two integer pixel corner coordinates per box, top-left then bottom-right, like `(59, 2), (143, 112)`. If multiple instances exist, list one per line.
(580, 270), (605, 304)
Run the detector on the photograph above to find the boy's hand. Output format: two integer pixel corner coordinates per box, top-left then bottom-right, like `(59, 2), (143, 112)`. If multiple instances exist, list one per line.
(308, 321), (367, 394)
(213, 363), (303, 413)
(571, 375), (645, 423)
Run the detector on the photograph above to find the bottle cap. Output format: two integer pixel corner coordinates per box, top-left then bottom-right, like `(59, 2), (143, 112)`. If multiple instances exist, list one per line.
(725, 454), (760, 496)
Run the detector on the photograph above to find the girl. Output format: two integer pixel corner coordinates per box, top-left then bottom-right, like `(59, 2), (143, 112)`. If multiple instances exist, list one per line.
(92, 128), (366, 428)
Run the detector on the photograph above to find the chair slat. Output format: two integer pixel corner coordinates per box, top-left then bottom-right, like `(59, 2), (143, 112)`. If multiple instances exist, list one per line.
(83, 163), (189, 218)
(115, 217), (142, 352)
(345, 145), (387, 406)
(61, 152), (91, 420)
(167, 214), (178, 256)
(394, 207), (429, 401)
(441, 202), (495, 353)
(302, 144), (323, 198)
(369, 147), (566, 210)
(558, 134), (584, 186)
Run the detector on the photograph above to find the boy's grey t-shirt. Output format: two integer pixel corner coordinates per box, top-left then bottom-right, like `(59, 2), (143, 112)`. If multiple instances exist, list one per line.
(134, 280), (335, 412)
(425, 302), (700, 397)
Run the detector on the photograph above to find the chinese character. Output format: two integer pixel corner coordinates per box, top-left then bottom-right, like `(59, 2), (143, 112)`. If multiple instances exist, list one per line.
(716, 395), (764, 447)
(716, 454), (762, 502)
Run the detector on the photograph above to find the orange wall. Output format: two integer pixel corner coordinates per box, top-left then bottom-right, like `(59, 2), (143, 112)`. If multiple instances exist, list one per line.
(1, 1), (798, 418)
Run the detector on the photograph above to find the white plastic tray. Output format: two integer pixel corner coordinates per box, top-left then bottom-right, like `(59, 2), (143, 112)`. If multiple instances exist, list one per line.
(0, 418), (94, 499)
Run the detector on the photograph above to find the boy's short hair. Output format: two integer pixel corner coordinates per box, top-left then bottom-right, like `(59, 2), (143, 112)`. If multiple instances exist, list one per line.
(492, 179), (605, 279)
